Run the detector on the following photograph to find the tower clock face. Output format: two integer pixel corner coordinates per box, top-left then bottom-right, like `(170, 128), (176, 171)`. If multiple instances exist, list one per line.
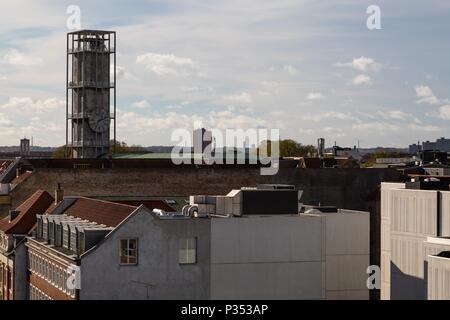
(88, 108), (110, 133)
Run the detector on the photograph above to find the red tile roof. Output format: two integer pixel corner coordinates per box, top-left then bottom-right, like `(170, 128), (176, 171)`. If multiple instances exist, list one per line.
(11, 171), (33, 186)
(0, 190), (54, 234)
(63, 198), (137, 227)
(0, 160), (13, 176)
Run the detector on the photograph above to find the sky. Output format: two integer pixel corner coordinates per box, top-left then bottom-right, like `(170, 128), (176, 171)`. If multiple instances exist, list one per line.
(0, 0), (449, 148)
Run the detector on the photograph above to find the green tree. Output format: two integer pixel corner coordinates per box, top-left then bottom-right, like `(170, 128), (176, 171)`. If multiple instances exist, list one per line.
(52, 141), (145, 158)
(52, 145), (68, 158)
(258, 139), (317, 157)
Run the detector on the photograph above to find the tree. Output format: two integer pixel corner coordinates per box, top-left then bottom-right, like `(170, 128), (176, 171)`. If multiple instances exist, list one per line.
(111, 140), (146, 154)
(51, 141), (145, 158)
(52, 145), (67, 158)
(258, 139), (317, 157)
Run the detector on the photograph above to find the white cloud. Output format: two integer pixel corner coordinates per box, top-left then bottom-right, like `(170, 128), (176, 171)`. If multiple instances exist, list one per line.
(335, 56), (382, 72)
(283, 65), (298, 75)
(132, 100), (150, 109)
(224, 92), (253, 104)
(307, 92), (326, 100)
(0, 96), (65, 145)
(114, 65), (137, 80)
(117, 109), (269, 142)
(301, 111), (359, 122)
(136, 53), (196, 76)
(0, 49), (42, 66)
(407, 123), (441, 132)
(352, 122), (400, 132)
(439, 105), (450, 120)
(0, 97), (64, 114)
(415, 85), (439, 105)
(352, 74), (372, 85)
(377, 110), (420, 123)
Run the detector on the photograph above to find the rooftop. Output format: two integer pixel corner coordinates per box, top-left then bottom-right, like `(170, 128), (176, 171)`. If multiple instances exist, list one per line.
(57, 197), (137, 227)
(0, 190), (54, 234)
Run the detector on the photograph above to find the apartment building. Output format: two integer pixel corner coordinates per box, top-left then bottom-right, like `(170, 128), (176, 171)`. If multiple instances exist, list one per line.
(0, 190), (54, 300)
(381, 179), (450, 300)
(23, 184), (370, 300)
(26, 196), (210, 300)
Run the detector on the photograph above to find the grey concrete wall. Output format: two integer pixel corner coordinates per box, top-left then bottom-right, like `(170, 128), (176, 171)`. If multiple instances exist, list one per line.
(323, 211), (370, 299)
(210, 212), (370, 300)
(80, 208), (211, 300)
(210, 215), (325, 299)
(13, 242), (27, 300)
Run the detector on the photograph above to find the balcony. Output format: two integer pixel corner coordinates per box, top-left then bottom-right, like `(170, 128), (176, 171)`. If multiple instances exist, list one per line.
(68, 81), (115, 89)
(68, 113), (115, 119)
(68, 47), (115, 54)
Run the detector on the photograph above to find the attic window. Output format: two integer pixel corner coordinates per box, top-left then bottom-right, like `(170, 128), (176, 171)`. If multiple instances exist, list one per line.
(120, 239), (138, 265)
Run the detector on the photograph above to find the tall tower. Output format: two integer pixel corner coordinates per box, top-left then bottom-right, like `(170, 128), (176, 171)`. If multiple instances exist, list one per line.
(20, 138), (30, 157)
(66, 30), (116, 158)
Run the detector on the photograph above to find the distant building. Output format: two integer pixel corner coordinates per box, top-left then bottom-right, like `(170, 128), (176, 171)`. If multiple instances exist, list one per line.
(410, 137), (450, 154)
(423, 140), (437, 151)
(436, 137), (450, 152)
(332, 146), (362, 161)
(381, 180), (450, 300)
(20, 139), (30, 157)
(193, 128), (213, 154)
(408, 143), (421, 155)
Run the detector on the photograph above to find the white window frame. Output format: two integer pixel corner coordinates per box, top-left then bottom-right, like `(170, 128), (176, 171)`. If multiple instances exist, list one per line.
(119, 238), (138, 266)
(178, 237), (197, 265)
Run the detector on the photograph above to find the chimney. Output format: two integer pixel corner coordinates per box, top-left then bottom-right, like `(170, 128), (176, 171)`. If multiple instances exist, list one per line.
(55, 183), (64, 204)
(9, 210), (20, 222)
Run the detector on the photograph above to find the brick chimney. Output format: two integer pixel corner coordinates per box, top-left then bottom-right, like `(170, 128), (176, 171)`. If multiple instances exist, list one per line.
(55, 183), (64, 204)
(9, 209), (20, 222)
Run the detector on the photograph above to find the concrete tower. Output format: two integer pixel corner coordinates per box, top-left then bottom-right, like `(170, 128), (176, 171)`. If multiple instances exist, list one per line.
(66, 30), (116, 158)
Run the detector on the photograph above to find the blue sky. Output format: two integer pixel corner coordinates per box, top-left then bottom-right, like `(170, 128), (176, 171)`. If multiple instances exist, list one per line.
(0, 0), (449, 147)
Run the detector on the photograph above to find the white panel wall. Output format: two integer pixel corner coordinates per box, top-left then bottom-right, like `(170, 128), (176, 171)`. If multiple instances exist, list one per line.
(428, 255), (450, 300)
(324, 211), (370, 300)
(380, 182), (405, 300)
(440, 192), (450, 237)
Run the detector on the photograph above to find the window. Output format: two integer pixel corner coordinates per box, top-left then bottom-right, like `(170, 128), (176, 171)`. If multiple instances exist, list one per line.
(42, 220), (48, 241)
(179, 238), (197, 264)
(55, 224), (62, 247)
(70, 230), (78, 252)
(36, 217), (43, 238)
(49, 222), (55, 245)
(63, 227), (70, 249)
(120, 239), (138, 265)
